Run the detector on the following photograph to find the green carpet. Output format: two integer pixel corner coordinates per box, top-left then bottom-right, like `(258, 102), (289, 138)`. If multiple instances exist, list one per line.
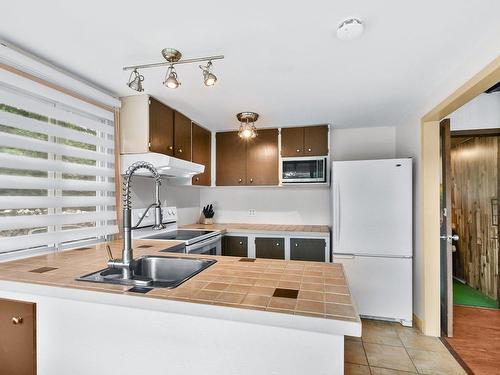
(453, 279), (499, 308)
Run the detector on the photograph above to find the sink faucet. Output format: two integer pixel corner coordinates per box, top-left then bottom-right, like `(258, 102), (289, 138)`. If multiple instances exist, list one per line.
(108, 161), (165, 280)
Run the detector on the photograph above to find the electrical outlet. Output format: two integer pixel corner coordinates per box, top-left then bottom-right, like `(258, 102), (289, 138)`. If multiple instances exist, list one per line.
(248, 209), (256, 217)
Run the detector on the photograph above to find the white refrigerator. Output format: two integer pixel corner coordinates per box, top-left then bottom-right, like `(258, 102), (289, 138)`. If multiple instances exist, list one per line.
(332, 158), (413, 326)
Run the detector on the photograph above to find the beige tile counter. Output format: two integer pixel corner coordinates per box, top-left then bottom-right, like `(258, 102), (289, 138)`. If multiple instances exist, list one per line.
(0, 239), (357, 323)
(181, 223), (330, 235)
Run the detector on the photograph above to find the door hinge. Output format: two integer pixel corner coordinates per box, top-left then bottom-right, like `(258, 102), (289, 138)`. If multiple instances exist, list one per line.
(442, 207), (448, 217)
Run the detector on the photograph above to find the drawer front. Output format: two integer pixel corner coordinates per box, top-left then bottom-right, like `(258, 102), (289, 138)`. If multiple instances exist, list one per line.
(290, 238), (326, 262)
(0, 298), (36, 375)
(255, 237), (285, 259)
(222, 236), (248, 257)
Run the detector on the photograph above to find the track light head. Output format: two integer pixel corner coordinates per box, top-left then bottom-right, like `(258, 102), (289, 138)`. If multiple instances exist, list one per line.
(127, 69), (144, 92)
(200, 61), (217, 86)
(163, 65), (180, 89)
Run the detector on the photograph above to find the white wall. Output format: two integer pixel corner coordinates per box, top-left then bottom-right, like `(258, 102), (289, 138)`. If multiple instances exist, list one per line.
(449, 92), (500, 130)
(130, 177), (201, 225)
(332, 127), (396, 161)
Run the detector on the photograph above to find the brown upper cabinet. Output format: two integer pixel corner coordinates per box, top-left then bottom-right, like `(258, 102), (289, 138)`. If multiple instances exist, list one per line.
(246, 129), (279, 185)
(216, 129), (279, 186)
(174, 111), (192, 161)
(216, 131), (247, 185)
(149, 97), (174, 156)
(120, 95), (193, 162)
(192, 123), (211, 186)
(281, 125), (329, 157)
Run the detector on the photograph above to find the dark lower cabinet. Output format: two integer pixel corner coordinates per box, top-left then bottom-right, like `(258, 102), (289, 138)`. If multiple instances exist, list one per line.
(290, 238), (326, 262)
(0, 298), (36, 375)
(255, 237), (285, 259)
(222, 236), (248, 257)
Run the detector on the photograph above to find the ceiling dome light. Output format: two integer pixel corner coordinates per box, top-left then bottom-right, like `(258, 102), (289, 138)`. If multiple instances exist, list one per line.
(200, 61), (218, 86)
(127, 69), (144, 92)
(237, 112), (259, 139)
(163, 65), (180, 89)
(337, 18), (364, 40)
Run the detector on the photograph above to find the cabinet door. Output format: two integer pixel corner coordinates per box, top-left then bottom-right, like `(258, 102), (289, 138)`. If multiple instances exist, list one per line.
(149, 97), (174, 156)
(192, 123), (211, 186)
(216, 131), (247, 186)
(246, 128), (279, 185)
(255, 237), (285, 259)
(0, 298), (36, 375)
(222, 236), (248, 257)
(281, 127), (304, 157)
(290, 238), (326, 262)
(304, 125), (328, 156)
(174, 111), (192, 161)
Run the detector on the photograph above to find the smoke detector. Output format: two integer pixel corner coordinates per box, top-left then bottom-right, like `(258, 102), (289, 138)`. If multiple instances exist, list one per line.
(337, 18), (364, 40)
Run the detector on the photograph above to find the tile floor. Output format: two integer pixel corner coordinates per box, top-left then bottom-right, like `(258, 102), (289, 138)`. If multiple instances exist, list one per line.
(345, 319), (467, 375)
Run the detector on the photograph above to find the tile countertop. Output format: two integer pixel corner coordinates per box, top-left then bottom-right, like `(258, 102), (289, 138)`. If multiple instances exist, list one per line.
(181, 223), (330, 236)
(0, 239), (360, 336)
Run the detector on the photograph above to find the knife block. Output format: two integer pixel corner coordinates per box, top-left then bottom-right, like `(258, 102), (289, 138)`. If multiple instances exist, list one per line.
(199, 216), (214, 225)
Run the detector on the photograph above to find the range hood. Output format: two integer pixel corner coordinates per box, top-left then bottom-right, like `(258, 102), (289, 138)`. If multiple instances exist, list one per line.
(120, 152), (204, 179)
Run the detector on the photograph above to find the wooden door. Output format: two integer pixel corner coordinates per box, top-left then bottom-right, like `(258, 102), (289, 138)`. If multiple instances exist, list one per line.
(192, 123), (211, 186)
(255, 237), (285, 259)
(149, 97), (174, 156)
(0, 298), (36, 375)
(216, 131), (247, 186)
(440, 118), (453, 337)
(304, 125), (329, 156)
(281, 127), (304, 157)
(174, 111), (192, 161)
(222, 236), (248, 257)
(290, 238), (326, 262)
(246, 128), (279, 185)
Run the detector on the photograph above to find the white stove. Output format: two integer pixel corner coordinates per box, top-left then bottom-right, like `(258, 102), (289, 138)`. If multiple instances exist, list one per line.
(131, 206), (222, 255)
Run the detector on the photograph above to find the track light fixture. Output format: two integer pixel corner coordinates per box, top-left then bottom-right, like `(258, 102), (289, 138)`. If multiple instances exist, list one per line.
(237, 112), (259, 139)
(123, 48), (223, 92)
(127, 69), (144, 92)
(199, 61), (217, 86)
(163, 65), (180, 89)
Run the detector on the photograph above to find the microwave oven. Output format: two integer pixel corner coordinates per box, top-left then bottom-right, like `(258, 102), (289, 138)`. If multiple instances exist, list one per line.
(281, 156), (328, 184)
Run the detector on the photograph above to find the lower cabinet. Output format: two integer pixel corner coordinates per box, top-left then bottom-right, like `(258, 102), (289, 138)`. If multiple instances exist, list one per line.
(255, 237), (285, 259)
(0, 298), (36, 375)
(290, 238), (326, 262)
(222, 236), (248, 257)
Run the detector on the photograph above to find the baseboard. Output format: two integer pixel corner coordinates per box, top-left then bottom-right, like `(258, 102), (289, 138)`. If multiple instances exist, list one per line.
(413, 313), (423, 333)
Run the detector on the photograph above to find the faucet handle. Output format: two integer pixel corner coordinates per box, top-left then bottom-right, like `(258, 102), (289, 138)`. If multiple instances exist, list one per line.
(106, 244), (115, 261)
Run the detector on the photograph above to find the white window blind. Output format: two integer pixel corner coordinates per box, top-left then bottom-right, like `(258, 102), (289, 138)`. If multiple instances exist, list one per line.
(0, 69), (118, 254)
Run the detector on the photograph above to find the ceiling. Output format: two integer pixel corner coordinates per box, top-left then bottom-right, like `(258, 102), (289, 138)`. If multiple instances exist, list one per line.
(1, 0), (499, 131)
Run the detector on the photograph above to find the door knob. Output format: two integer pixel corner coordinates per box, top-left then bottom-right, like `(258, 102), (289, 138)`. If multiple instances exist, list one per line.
(12, 317), (23, 325)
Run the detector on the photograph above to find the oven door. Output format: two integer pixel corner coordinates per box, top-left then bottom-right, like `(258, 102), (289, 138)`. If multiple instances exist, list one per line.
(282, 157), (327, 183)
(186, 235), (222, 255)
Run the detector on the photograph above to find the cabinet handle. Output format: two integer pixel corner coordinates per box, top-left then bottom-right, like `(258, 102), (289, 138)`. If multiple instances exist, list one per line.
(168, 146), (173, 151)
(238, 178), (242, 183)
(239, 241), (243, 245)
(12, 316), (23, 325)
(148, 141), (152, 148)
(195, 177), (199, 182)
(250, 178), (254, 183)
(276, 243), (280, 246)
(296, 149), (301, 153)
(295, 243), (299, 247)
(178, 148), (183, 153)
(307, 148), (312, 152)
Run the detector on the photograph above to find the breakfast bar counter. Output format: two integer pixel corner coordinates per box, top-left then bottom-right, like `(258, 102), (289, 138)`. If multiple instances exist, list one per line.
(0, 240), (360, 375)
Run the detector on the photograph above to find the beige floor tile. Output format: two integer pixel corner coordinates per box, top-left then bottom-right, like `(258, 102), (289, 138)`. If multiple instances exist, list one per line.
(345, 341), (368, 365)
(364, 343), (417, 372)
(398, 331), (446, 352)
(370, 367), (417, 374)
(345, 363), (370, 375)
(241, 294), (270, 308)
(406, 348), (467, 375)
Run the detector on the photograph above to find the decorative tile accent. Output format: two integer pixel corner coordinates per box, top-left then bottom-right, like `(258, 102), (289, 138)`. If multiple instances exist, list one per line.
(273, 288), (299, 299)
(29, 267), (58, 273)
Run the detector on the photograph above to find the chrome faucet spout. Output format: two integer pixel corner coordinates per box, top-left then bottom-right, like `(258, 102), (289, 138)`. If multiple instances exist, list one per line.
(108, 161), (163, 280)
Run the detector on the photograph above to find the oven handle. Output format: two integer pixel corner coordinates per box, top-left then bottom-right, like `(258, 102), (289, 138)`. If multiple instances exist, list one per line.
(187, 235), (221, 251)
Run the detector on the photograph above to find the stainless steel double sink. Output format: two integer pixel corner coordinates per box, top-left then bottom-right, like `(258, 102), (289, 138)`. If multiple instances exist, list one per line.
(77, 256), (216, 288)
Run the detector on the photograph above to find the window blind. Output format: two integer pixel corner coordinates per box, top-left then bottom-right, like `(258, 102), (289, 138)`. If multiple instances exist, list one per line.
(0, 71), (118, 254)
